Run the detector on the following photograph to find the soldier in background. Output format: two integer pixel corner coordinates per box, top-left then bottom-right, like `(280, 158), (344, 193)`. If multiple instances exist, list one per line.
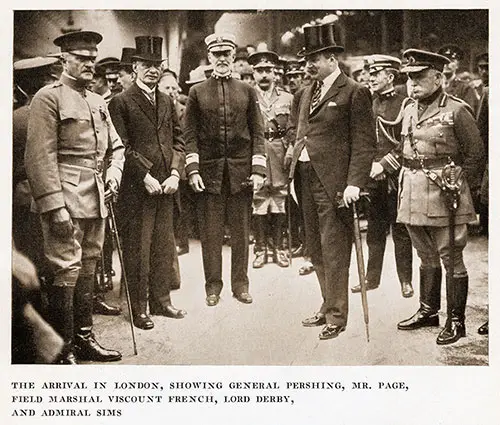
(285, 58), (305, 95)
(396, 49), (484, 345)
(91, 57), (121, 102)
(240, 63), (255, 86)
(25, 30), (125, 363)
(351, 55), (414, 298)
(438, 44), (479, 114)
(248, 50), (293, 269)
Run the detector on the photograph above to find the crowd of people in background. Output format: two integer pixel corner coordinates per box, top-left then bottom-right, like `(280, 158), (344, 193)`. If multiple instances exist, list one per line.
(12, 21), (489, 363)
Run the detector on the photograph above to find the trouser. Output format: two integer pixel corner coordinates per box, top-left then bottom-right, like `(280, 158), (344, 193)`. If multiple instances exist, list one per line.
(174, 179), (196, 249)
(122, 194), (178, 315)
(299, 162), (353, 326)
(366, 180), (413, 286)
(197, 174), (252, 296)
(39, 215), (105, 347)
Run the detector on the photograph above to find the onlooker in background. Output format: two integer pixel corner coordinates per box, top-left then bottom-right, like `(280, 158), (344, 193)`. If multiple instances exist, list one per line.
(117, 47), (136, 91)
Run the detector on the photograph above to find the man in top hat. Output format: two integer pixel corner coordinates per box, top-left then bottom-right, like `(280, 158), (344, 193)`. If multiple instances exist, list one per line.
(184, 33), (266, 307)
(117, 47), (136, 91)
(287, 23), (376, 340)
(108, 35), (186, 330)
(438, 44), (479, 114)
(25, 30), (125, 363)
(396, 49), (484, 345)
(350, 54), (414, 298)
(247, 50), (293, 269)
(285, 59), (305, 95)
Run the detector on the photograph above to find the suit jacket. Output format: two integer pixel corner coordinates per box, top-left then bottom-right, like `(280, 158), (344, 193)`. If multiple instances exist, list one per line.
(398, 91), (484, 226)
(25, 74), (124, 219)
(184, 76), (266, 194)
(288, 72), (376, 203)
(108, 83), (185, 226)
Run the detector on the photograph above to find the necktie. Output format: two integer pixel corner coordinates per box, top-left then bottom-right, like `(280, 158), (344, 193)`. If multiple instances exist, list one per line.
(145, 90), (155, 106)
(310, 80), (323, 112)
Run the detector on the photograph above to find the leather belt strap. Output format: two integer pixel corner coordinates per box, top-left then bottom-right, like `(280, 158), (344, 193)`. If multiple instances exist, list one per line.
(402, 157), (450, 169)
(58, 155), (104, 172)
(264, 130), (285, 140)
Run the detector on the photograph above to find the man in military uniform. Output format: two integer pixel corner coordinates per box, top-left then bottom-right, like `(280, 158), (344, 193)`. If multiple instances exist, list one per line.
(109, 36), (186, 330)
(285, 59), (305, 95)
(91, 57), (121, 102)
(350, 54), (414, 298)
(438, 44), (479, 115)
(184, 33), (266, 306)
(25, 30), (125, 363)
(396, 49), (484, 345)
(248, 50), (293, 269)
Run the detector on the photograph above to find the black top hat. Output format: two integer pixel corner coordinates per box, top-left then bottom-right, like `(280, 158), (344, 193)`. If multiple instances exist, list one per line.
(365, 54), (401, 74)
(298, 23), (344, 57)
(120, 47), (136, 66)
(248, 51), (279, 68)
(132, 36), (164, 63)
(438, 44), (464, 61)
(54, 30), (102, 57)
(400, 49), (450, 73)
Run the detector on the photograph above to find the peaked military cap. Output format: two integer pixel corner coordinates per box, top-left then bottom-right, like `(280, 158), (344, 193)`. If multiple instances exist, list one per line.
(476, 52), (488, 66)
(132, 36), (164, 63)
(285, 59), (305, 76)
(96, 57), (120, 73)
(53, 30), (102, 58)
(248, 50), (279, 68)
(365, 54), (401, 74)
(400, 49), (450, 73)
(205, 33), (237, 52)
(438, 44), (464, 61)
(14, 56), (59, 72)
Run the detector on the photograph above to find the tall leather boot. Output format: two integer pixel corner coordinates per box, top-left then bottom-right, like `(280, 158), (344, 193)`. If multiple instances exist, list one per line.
(398, 267), (441, 330)
(272, 213), (289, 268)
(437, 275), (468, 345)
(252, 215), (267, 269)
(73, 273), (122, 362)
(47, 285), (77, 365)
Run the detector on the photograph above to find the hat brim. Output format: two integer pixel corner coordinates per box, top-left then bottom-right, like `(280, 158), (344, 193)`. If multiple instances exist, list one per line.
(286, 71), (305, 76)
(185, 79), (205, 85)
(297, 45), (344, 57)
(208, 45), (235, 52)
(131, 55), (164, 64)
(400, 64), (430, 73)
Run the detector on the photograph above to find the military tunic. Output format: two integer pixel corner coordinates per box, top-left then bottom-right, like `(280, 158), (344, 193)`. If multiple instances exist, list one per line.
(25, 73), (124, 285)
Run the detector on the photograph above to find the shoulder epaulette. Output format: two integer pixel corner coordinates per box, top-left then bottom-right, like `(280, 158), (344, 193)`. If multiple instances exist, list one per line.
(441, 93), (474, 115)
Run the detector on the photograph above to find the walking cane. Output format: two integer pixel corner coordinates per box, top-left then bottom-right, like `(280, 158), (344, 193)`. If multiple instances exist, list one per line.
(106, 194), (138, 355)
(352, 200), (370, 343)
(287, 179), (293, 266)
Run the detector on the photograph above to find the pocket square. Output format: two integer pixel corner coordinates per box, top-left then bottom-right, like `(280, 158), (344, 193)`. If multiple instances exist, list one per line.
(328, 101), (337, 107)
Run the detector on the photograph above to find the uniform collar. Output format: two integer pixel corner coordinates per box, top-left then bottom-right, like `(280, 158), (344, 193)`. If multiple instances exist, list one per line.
(60, 72), (87, 93)
(378, 87), (395, 99)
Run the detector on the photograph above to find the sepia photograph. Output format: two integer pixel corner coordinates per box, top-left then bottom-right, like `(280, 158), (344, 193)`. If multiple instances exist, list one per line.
(10, 8), (490, 367)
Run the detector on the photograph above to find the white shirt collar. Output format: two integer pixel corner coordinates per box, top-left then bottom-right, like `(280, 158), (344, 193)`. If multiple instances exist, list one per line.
(136, 78), (156, 94)
(320, 67), (341, 91)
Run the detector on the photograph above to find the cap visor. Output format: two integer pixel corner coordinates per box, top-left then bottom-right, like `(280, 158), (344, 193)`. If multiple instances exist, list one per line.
(209, 45), (234, 52)
(401, 64), (429, 73)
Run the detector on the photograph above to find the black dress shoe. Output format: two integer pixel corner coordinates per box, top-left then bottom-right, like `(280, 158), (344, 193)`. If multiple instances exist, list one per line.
(74, 333), (122, 362)
(153, 304), (187, 319)
(302, 313), (326, 327)
(400, 282), (414, 298)
(397, 309), (439, 330)
(351, 281), (379, 294)
(58, 352), (78, 365)
(478, 321), (488, 335)
(436, 320), (466, 345)
(319, 324), (346, 340)
(93, 297), (121, 316)
(233, 292), (253, 304)
(206, 294), (220, 307)
(133, 313), (154, 330)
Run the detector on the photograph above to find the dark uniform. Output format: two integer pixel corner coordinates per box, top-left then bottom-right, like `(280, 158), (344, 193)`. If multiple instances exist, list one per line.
(249, 51), (293, 269)
(353, 55), (414, 298)
(25, 31), (124, 363)
(396, 50), (485, 345)
(184, 33), (266, 306)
